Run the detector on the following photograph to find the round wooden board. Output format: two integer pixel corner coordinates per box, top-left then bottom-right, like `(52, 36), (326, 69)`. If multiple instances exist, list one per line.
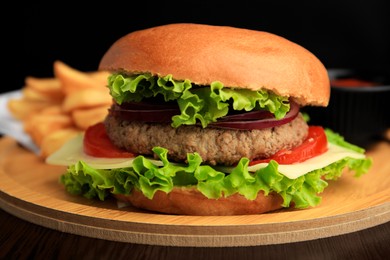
(0, 136), (389, 247)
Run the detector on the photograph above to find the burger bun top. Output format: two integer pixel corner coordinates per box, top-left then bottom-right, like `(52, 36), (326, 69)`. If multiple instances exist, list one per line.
(99, 23), (330, 106)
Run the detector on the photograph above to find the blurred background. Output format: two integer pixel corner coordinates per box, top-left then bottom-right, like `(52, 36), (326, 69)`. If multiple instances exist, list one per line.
(2, 0), (389, 147)
(9, 0), (390, 92)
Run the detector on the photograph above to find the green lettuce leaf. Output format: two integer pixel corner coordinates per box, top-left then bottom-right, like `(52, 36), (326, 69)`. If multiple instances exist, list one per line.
(60, 76), (372, 210)
(60, 135), (372, 210)
(324, 128), (366, 153)
(106, 73), (290, 128)
(324, 128), (372, 177)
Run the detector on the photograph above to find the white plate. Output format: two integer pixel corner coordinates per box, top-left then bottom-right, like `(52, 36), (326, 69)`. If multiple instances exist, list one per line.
(0, 90), (39, 154)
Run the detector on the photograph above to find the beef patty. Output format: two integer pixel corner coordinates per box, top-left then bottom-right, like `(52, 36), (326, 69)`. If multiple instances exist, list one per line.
(104, 113), (309, 166)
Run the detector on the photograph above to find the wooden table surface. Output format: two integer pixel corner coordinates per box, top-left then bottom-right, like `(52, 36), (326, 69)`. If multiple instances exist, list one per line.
(1, 131), (390, 259)
(1, 208), (389, 259)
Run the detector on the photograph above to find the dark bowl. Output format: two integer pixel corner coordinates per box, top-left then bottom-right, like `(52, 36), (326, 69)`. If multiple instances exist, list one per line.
(302, 68), (390, 148)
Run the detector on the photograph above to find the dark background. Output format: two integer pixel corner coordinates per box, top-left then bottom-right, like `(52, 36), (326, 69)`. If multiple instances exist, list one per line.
(7, 0), (390, 93)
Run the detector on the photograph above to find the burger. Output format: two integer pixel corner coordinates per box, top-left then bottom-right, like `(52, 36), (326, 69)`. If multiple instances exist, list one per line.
(47, 23), (372, 215)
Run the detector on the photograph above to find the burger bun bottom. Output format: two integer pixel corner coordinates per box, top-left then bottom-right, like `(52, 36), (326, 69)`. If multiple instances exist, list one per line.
(114, 187), (285, 216)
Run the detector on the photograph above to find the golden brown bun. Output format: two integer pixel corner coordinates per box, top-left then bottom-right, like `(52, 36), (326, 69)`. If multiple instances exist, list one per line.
(99, 23), (330, 106)
(113, 187), (284, 216)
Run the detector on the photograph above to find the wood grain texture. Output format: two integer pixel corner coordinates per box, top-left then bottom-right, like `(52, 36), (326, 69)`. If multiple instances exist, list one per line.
(0, 136), (389, 247)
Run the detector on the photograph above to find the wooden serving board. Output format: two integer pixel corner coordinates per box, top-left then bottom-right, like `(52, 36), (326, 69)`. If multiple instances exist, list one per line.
(0, 136), (389, 247)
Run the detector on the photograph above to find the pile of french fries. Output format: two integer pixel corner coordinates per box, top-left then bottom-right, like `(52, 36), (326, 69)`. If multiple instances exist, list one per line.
(7, 60), (113, 159)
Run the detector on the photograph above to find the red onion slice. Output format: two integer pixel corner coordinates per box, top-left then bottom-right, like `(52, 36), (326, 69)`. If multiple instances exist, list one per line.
(109, 103), (179, 123)
(207, 101), (300, 130)
(119, 101), (178, 110)
(110, 100), (300, 130)
(217, 110), (274, 122)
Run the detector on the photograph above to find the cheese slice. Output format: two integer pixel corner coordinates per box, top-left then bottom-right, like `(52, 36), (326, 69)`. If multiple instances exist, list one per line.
(246, 143), (365, 179)
(46, 134), (164, 169)
(46, 134), (365, 179)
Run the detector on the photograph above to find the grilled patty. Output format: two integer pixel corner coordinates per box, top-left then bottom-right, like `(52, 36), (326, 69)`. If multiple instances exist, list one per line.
(104, 113), (309, 166)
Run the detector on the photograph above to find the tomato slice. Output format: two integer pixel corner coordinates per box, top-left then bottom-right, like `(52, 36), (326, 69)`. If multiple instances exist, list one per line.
(249, 126), (328, 165)
(83, 122), (136, 158)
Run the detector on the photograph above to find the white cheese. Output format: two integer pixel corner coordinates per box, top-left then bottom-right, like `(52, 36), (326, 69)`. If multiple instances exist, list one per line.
(246, 143), (364, 179)
(46, 134), (164, 169)
(46, 134), (365, 179)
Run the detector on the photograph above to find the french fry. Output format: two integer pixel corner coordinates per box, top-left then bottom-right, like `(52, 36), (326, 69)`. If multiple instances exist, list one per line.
(40, 128), (82, 159)
(25, 76), (61, 90)
(88, 70), (110, 86)
(24, 76), (64, 101)
(22, 87), (49, 102)
(39, 105), (64, 116)
(62, 88), (112, 112)
(7, 99), (54, 120)
(72, 105), (110, 130)
(54, 60), (108, 94)
(22, 87), (63, 103)
(24, 114), (74, 147)
(8, 60), (113, 159)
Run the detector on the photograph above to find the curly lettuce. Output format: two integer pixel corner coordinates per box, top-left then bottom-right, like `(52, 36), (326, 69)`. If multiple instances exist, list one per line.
(107, 73), (290, 128)
(60, 130), (372, 210)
